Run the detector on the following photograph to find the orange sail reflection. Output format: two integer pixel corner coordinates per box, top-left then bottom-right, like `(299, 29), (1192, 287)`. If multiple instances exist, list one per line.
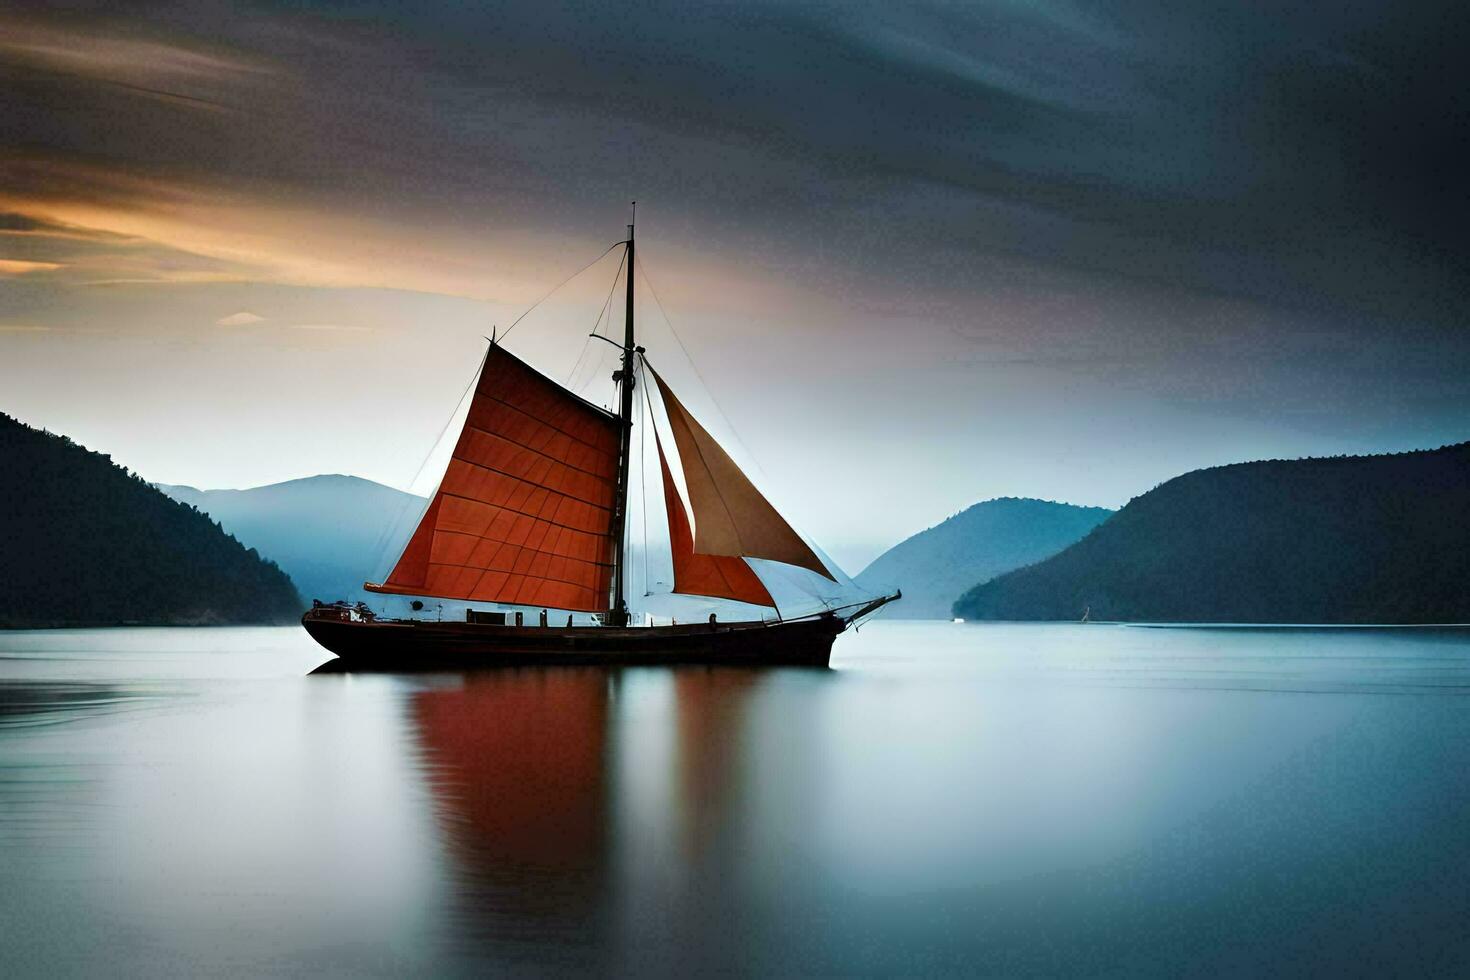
(408, 665), (784, 950)
(411, 670), (611, 930)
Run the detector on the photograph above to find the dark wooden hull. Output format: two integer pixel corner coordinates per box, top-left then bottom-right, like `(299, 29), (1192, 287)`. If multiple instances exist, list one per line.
(302, 611), (845, 669)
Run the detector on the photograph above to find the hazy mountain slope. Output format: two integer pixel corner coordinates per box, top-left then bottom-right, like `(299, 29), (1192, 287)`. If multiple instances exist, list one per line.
(856, 498), (1114, 619)
(955, 443), (1470, 624)
(157, 475), (426, 604)
(0, 413), (302, 628)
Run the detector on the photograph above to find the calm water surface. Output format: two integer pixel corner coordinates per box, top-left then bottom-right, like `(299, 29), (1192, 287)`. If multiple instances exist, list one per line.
(2, 621), (1468, 976)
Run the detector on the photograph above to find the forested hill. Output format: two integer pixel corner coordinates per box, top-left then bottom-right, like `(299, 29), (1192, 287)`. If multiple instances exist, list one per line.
(856, 498), (1113, 619)
(0, 413), (303, 628)
(954, 443), (1470, 624)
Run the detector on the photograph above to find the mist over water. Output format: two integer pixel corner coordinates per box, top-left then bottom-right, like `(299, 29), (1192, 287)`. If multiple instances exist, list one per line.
(2, 623), (1468, 976)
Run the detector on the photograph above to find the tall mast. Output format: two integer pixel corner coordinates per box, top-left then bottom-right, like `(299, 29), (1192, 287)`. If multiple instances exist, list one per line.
(609, 203), (637, 627)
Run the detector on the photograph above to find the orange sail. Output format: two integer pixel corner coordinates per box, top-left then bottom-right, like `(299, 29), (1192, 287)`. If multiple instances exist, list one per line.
(655, 431), (775, 606)
(367, 345), (620, 611)
(649, 367), (833, 581)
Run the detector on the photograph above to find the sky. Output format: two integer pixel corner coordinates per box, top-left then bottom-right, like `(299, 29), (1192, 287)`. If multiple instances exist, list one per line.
(2, 1), (1467, 571)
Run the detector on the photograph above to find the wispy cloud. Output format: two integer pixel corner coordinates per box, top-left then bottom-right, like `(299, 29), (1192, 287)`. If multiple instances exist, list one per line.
(0, 199), (268, 286)
(0, 17), (277, 113)
(0, 259), (63, 275)
(216, 311), (266, 327)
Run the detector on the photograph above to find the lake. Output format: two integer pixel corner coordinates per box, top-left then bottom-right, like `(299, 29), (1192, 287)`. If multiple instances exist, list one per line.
(2, 621), (1468, 976)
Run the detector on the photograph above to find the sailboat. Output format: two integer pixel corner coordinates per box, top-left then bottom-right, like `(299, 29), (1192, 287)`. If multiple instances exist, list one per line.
(302, 213), (899, 668)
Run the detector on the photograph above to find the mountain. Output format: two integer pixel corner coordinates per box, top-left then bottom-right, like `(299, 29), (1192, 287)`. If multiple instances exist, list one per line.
(856, 498), (1114, 619)
(157, 475), (426, 605)
(955, 443), (1470, 624)
(0, 413), (302, 628)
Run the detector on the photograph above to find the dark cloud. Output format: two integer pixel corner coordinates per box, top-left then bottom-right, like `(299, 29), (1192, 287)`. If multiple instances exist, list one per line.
(5, 3), (1466, 312)
(256, 1), (1466, 321)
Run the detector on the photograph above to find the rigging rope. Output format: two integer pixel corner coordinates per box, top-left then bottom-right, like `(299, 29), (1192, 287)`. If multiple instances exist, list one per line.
(565, 247), (627, 393)
(365, 350), (486, 588)
(634, 252), (770, 492)
(636, 250), (874, 601)
(497, 241), (621, 344)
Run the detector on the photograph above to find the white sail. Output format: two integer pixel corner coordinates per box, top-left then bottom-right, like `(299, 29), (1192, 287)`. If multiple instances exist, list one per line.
(628, 360), (882, 622)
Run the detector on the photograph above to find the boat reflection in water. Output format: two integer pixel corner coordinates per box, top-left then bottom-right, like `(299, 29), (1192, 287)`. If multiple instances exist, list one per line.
(405, 665), (780, 970)
(412, 670), (611, 952)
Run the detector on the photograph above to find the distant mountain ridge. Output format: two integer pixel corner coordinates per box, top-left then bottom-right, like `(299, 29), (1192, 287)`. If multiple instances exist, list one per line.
(856, 497), (1113, 619)
(955, 443), (1470, 624)
(0, 413), (302, 628)
(157, 475), (426, 606)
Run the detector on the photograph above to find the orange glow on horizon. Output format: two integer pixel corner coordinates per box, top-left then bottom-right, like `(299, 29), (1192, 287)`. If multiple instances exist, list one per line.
(0, 180), (832, 324)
